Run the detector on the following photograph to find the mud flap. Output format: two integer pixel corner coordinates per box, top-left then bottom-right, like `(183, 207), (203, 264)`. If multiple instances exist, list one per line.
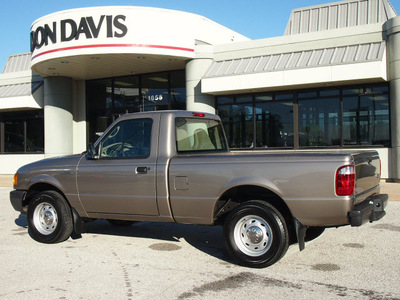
(294, 218), (307, 251)
(71, 208), (87, 239)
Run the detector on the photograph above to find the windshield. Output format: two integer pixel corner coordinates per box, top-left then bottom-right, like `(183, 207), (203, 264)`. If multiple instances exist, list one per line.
(175, 117), (228, 152)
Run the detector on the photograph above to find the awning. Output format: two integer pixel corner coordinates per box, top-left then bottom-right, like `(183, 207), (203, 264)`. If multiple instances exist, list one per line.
(202, 42), (387, 95)
(0, 81), (43, 110)
(204, 42), (385, 78)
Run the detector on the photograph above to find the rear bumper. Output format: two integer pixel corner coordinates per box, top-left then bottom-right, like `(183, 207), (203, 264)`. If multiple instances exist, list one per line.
(10, 190), (27, 214)
(349, 194), (388, 227)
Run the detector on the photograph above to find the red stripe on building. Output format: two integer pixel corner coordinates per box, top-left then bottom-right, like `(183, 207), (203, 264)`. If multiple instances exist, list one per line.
(31, 43), (195, 60)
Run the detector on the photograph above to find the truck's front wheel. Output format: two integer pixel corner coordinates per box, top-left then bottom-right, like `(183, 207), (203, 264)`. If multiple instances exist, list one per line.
(223, 200), (289, 268)
(27, 191), (73, 244)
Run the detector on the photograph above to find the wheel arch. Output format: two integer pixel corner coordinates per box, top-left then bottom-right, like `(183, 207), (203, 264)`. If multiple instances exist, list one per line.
(24, 183), (84, 236)
(214, 185), (293, 223)
(214, 185), (296, 240)
(24, 182), (66, 208)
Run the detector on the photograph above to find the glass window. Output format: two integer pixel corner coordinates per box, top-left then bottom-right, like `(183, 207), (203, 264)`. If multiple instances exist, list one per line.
(343, 93), (390, 146)
(219, 104), (254, 148)
(298, 91), (317, 99)
(299, 98), (341, 147)
(170, 70), (186, 110)
(320, 89), (340, 97)
(113, 76), (140, 114)
(86, 78), (114, 143)
(236, 95), (253, 103)
(4, 120), (24, 152)
(255, 101), (294, 148)
(0, 110), (44, 154)
(175, 117), (227, 152)
(216, 96), (234, 105)
(343, 88), (362, 95)
(26, 114), (44, 153)
(275, 93), (293, 100)
(141, 72), (169, 110)
(86, 70), (186, 143)
(255, 94), (273, 101)
(100, 118), (152, 159)
(216, 84), (389, 150)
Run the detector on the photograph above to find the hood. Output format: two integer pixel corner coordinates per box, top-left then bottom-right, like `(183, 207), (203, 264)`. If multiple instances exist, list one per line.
(17, 154), (83, 174)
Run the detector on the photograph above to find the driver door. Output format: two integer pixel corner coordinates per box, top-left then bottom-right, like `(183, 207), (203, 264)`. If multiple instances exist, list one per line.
(77, 117), (158, 216)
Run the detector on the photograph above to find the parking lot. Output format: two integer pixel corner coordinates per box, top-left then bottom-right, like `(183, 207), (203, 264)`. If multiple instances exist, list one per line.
(1, 186), (400, 300)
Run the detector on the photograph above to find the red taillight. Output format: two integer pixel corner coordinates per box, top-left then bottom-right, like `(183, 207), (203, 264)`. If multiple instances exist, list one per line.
(192, 112), (205, 117)
(336, 165), (355, 196)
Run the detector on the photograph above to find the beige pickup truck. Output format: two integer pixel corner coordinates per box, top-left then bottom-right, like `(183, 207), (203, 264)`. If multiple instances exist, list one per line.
(10, 110), (388, 268)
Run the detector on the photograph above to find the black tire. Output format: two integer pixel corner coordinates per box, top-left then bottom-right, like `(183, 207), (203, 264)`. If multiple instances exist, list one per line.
(107, 219), (136, 226)
(27, 190), (73, 244)
(223, 200), (289, 268)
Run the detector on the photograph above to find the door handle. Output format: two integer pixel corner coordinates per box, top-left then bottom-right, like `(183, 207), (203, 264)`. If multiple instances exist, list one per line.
(136, 167), (148, 174)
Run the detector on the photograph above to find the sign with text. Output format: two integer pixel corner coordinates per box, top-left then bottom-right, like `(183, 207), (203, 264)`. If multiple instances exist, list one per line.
(30, 7), (197, 63)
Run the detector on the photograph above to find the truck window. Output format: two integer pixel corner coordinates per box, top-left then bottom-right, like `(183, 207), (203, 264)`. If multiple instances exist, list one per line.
(99, 118), (152, 158)
(175, 117), (228, 152)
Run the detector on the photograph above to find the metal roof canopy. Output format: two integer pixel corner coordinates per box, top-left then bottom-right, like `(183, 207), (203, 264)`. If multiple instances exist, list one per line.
(204, 42), (385, 78)
(0, 81), (43, 98)
(2, 53), (31, 74)
(284, 0), (397, 35)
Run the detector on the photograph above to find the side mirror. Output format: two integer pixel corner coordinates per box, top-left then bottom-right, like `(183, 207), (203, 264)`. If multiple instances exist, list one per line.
(87, 143), (99, 160)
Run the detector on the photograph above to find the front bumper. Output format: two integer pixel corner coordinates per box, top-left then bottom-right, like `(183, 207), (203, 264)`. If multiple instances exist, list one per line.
(10, 190), (27, 214)
(349, 194), (388, 227)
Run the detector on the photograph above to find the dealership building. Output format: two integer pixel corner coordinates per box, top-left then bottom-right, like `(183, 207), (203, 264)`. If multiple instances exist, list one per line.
(0, 0), (400, 180)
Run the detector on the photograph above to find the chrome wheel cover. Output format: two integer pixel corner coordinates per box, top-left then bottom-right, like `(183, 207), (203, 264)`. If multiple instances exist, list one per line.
(233, 215), (273, 257)
(33, 202), (58, 235)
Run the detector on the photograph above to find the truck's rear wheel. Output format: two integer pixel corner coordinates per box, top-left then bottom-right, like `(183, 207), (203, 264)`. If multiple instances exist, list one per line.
(27, 191), (73, 243)
(223, 200), (289, 268)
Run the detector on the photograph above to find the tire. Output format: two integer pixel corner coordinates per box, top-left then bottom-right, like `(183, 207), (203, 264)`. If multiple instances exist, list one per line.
(27, 190), (73, 244)
(223, 200), (289, 268)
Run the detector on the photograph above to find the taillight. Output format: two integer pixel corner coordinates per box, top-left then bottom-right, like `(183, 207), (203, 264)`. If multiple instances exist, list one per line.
(336, 165), (355, 196)
(192, 112), (205, 117)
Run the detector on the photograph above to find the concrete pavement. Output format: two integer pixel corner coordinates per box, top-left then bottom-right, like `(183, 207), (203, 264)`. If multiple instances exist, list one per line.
(1, 187), (400, 299)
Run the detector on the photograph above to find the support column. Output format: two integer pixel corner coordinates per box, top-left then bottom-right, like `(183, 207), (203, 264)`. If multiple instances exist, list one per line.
(185, 45), (215, 114)
(73, 80), (87, 154)
(384, 16), (400, 180)
(44, 77), (73, 158)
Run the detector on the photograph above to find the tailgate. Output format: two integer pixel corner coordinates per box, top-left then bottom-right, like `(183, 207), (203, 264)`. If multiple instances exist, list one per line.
(354, 151), (381, 202)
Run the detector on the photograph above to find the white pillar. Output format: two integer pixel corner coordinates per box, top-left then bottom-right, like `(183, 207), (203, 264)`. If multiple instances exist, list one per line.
(44, 77), (73, 157)
(384, 16), (400, 180)
(185, 45), (215, 114)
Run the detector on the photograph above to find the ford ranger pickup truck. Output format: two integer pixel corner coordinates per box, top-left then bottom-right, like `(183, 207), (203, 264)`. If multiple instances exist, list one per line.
(10, 110), (388, 268)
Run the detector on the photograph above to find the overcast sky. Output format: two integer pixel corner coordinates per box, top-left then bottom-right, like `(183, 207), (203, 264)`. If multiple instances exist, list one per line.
(1, 0), (399, 70)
